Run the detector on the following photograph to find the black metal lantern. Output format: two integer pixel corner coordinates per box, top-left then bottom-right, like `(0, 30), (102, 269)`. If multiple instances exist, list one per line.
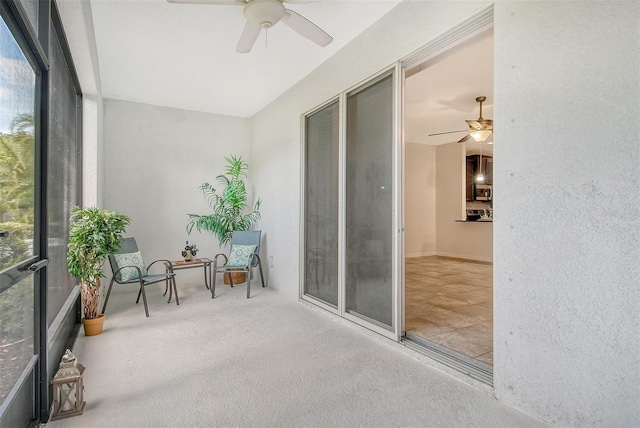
(50, 349), (86, 420)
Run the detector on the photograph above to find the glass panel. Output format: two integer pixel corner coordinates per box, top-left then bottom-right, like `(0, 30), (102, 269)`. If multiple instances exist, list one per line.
(345, 75), (394, 328)
(47, 22), (79, 327)
(0, 275), (34, 405)
(17, 0), (38, 35)
(0, 16), (36, 409)
(304, 101), (339, 307)
(0, 19), (35, 273)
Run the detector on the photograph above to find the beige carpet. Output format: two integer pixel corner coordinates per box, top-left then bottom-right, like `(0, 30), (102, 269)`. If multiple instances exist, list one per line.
(43, 279), (543, 428)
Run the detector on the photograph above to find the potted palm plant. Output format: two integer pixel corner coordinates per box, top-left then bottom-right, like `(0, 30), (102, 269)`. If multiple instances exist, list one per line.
(187, 155), (261, 284)
(67, 206), (130, 336)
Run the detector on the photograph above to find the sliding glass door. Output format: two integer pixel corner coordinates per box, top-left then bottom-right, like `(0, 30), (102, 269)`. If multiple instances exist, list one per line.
(302, 69), (399, 338)
(303, 100), (339, 308)
(0, 13), (41, 425)
(344, 75), (395, 330)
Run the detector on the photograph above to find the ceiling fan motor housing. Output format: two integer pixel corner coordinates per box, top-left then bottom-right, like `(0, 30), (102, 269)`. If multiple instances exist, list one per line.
(244, 0), (286, 28)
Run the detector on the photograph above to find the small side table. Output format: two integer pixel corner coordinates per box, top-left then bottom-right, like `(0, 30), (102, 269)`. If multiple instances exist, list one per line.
(170, 258), (213, 290)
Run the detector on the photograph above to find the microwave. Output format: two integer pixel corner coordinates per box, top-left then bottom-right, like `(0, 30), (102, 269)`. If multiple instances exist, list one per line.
(474, 184), (492, 201)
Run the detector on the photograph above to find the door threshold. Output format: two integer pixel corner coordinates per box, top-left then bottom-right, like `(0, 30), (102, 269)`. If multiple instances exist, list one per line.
(403, 333), (493, 386)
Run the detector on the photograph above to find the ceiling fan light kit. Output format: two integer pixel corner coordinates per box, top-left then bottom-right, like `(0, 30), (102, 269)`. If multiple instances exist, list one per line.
(470, 129), (492, 143)
(461, 95), (493, 143)
(167, 0), (333, 53)
(427, 95), (493, 144)
(244, 0), (285, 28)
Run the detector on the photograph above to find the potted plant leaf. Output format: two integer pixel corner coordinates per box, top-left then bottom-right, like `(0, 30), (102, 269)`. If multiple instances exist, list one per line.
(187, 155), (261, 284)
(67, 206), (130, 336)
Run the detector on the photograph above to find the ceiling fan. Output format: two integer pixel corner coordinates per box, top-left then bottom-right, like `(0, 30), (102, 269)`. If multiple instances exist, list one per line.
(167, 0), (333, 53)
(428, 96), (493, 144)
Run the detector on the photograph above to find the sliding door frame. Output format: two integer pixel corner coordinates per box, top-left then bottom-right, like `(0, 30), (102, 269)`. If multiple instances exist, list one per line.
(300, 63), (403, 341)
(299, 95), (341, 316)
(300, 2), (494, 383)
(398, 5), (495, 384)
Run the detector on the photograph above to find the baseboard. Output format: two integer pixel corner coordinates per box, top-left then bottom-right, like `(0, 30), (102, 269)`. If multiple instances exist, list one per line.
(405, 251), (436, 258)
(435, 251), (492, 263)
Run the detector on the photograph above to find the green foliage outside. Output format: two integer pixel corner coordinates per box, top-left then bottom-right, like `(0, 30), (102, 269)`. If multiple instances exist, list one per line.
(0, 114), (34, 329)
(0, 114), (35, 404)
(0, 222), (31, 267)
(187, 155), (261, 247)
(0, 114), (35, 225)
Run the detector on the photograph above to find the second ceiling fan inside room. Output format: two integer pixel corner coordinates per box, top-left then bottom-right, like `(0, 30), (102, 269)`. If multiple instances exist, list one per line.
(429, 96), (494, 144)
(167, 0), (333, 53)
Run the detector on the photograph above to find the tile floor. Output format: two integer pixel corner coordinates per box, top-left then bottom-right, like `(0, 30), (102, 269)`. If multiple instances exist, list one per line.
(405, 256), (493, 366)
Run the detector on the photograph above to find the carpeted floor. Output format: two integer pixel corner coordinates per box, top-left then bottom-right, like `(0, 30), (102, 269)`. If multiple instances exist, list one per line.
(43, 279), (543, 428)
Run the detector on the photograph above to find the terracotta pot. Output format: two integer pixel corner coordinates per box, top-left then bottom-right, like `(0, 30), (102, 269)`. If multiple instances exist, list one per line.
(223, 270), (247, 285)
(82, 314), (105, 336)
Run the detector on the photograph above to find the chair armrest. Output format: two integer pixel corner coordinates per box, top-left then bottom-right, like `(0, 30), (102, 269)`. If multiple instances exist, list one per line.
(148, 259), (173, 273)
(213, 253), (228, 268)
(250, 253), (263, 268)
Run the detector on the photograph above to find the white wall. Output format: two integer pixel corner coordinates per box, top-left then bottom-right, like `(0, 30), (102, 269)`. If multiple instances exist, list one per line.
(82, 95), (103, 207)
(493, 1), (639, 426)
(405, 141), (492, 261)
(404, 143), (436, 258)
(103, 99), (252, 285)
(251, 0), (639, 426)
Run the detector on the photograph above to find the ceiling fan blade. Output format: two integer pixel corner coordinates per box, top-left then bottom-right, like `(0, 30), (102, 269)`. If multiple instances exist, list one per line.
(282, 9), (333, 47)
(167, 0), (244, 4)
(428, 129), (467, 137)
(457, 134), (472, 143)
(236, 20), (262, 53)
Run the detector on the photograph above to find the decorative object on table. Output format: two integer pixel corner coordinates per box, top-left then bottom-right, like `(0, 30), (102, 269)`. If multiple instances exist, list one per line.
(50, 349), (85, 420)
(181, 241), (198, 261)
(103, 237), (179, 318)
(67, 206), (130, 336)
(210, 230), (266, 299)
(186, 155), (261, 285)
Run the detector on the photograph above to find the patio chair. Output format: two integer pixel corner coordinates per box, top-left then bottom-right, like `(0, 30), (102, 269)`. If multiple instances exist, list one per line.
(211, 230), (266, 299)
(102, 237), (178, 317)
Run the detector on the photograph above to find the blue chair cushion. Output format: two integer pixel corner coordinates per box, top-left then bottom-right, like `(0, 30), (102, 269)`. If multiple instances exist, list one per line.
(114, 251), (148, 281)
(226, 244), (257, 268)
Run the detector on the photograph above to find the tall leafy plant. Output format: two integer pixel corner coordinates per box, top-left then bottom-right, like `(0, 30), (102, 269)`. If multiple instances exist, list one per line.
(187, 155), (261, 246)
(67, 207), (130, 320)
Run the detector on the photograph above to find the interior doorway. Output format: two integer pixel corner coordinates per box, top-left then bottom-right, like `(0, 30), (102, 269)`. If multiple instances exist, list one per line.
(402, 28), (494, 369)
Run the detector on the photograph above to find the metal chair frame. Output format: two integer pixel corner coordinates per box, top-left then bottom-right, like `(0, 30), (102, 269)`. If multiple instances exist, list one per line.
(102, 237), (178, 317)
(211, 230), (266, 299)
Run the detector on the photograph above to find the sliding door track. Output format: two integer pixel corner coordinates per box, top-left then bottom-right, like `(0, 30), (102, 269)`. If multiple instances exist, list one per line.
(403, 333), (493, 386)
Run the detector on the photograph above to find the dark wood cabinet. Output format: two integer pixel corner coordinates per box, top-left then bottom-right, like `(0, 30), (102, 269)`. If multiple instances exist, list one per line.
(466, 154), (493, 199)
(483, 156), (493, 185)
(466, 157), (475, 201)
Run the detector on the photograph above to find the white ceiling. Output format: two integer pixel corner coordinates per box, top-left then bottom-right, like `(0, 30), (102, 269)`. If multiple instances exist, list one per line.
(88, 0), (401, 118)
(404, 29), (494, 150)
(59, 0), (494, 147)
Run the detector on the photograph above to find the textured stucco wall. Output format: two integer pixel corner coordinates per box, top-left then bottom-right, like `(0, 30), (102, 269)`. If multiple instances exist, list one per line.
(493, 1), (639, 426)
(102, 99), (251, 286)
